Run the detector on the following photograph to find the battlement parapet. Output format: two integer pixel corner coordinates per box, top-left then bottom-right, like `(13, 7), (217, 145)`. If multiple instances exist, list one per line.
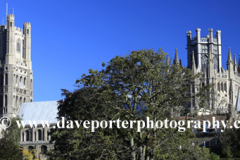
(7, 14), (14, 20)
(23, 22), (31, 27)
(16, 27), (23, 32)
(189, 37), (217, 43)
(200, 37), (208, 42)
(7, 14), (14, 18)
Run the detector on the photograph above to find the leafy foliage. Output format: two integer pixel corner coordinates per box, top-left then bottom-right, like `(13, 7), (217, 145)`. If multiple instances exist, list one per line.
(49, 48), (212, 159)
(1, 116), (23, 147)
(0, 138), (23, 159)
(0, 116), (25, 159)
(218, 128), (240, 158)
(21, 146), (39, 160)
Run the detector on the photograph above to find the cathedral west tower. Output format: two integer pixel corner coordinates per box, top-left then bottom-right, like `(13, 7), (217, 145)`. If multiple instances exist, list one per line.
(0, 14), (33, 118)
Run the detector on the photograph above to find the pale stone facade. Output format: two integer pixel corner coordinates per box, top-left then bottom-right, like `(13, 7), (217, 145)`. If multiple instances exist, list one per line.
(18, 101), (58, 160)
(174, 28), (240, 120)
(1, 12), (240, 159)
(0, 14), (33, 118)
(0, 14), (52, 160)
(20, 124), (55, 160)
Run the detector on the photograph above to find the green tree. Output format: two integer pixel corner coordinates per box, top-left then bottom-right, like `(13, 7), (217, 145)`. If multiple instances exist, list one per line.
(21, 147), (39, 160)
(209, 152), (220, 160)
(49, 48), (212, 160)
(218, 128), (240, 158)
(0, 138), (23, 160)
(2, 116), (23, 146)
(0, 116), (23, 159)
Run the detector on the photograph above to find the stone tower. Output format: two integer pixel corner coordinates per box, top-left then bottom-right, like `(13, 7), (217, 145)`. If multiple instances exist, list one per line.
(187, 28), (222, 73)
(185, 28), (240, 119)
(0, 14), (33, 118)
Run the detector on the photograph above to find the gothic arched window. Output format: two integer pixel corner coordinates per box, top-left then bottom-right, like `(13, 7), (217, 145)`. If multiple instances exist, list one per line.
(22, 132), (24, 142)
(16, 75), (18, 85)
(221, 83), (223, 92)
(217, 82), (220, 92)
(224, 83), (227, 92)
(41, 145), (47, 154)
(16, 39), (21, 52)
(24, 78), (26, 85)
(26, 130), (29, 141)
(5, 95), (7, 107)
(38, 129), (42, 141)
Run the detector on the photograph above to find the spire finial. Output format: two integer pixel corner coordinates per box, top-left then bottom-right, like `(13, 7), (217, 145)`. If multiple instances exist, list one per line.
(234, 54), (237, 65)
(166, 54), (170, 66)
(227, 47), (233, 64)
(174, 48), (179, 65)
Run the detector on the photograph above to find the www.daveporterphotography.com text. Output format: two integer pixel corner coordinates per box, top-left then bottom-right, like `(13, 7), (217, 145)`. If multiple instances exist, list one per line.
(12, 117), (240, 133)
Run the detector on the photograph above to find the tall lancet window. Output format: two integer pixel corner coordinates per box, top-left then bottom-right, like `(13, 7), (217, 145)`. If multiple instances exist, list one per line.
(17, 39), (21, 52)
(5, 95), (7, 107)
(217, 82), (220, 92)
(221, 83), (223, 92)
(224, 83), (227, 92)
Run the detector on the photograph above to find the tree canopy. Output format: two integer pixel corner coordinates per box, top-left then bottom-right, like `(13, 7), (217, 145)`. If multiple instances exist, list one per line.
(0, 117), (23, 160)
(49, 48), (212, 160)
(218, 128), (240, 158)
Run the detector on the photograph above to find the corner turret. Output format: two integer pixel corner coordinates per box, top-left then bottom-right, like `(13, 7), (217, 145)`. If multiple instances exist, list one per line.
(208, 28), (213, 43)
(174, 48), (179, 65)
(196, 28), (201, 43)
(234, 54), (237, 72)
(166, 54), (169, 66)
(227, 47), (233, 64)
(6, 14), (14, 29)
(227, 47), (234, 79)
(23, 22), (32, 67)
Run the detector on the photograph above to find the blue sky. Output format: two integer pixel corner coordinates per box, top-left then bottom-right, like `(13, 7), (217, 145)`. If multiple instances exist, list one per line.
(0, 0), (240, 102)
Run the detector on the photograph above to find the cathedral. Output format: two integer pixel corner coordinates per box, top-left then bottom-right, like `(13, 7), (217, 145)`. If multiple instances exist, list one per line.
(172, 28), (240, 120)
(0, 13), (57, 160)
(0, 12), (240, 158)
(0, 14), (33, 118)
